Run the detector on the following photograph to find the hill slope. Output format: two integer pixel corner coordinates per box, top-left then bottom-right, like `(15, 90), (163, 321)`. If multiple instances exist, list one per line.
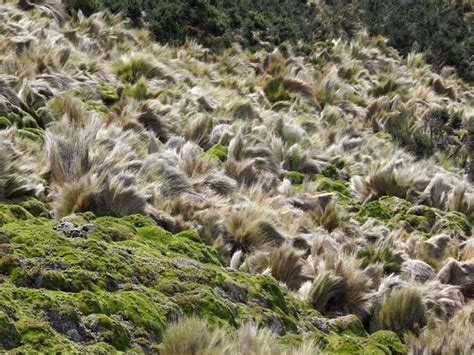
(0, 0), (473, 353)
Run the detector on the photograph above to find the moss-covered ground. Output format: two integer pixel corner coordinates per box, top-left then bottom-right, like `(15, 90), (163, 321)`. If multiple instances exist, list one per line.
(0, 199), (406, 353)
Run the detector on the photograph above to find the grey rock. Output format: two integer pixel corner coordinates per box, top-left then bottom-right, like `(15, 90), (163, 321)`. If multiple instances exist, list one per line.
(401, 259), (436, 283)
(438, 259), (474, 297)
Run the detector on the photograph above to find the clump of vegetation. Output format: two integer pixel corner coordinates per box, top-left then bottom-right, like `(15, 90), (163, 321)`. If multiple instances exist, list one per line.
(161, 317), (322, 354)
(370, 288), (427, 334)
(113, 54), (166, 83)
(357, 246), (404, 274)
(304, 254), (373, 319)
(224, 205), (285, 253)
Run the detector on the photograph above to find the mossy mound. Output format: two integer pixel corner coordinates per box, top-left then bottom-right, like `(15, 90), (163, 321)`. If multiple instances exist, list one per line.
(354, 196), (471, 236)
(0, 200), (404, 353)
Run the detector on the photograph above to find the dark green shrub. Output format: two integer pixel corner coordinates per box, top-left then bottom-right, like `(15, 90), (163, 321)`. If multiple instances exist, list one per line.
(356, 0), (473, 82)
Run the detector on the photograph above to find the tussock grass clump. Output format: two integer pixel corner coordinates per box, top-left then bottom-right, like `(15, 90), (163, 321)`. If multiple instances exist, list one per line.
(370, 287), (427, 334)
(268, 245), (306, 290)
(224, 205), (285, 253)
(160, 318), (321, 355)
(242, 245), (307, 290)
(357, 245), (404, 274)
(305, 253), (373, 319)
(406, 304), (474, 354)
(0, 134), (40, 200)
(308, 270), (346, 313)
(113, 54), (168, 83)
(351, 162), (419, 203)
(54, 174), (149, 218)
(264, 77), (291, 104)
(160, 317), (222, 355)
(121, 77), (155, 101)
(306, 198), (346, 232)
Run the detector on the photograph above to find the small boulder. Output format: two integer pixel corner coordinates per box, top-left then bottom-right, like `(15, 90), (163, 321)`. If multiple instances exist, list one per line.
(401, 259), (436, 283)
(438, 259), (474, 297)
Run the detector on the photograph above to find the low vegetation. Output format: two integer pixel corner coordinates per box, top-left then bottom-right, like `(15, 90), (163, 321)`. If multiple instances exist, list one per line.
(0, 0), (473, 353)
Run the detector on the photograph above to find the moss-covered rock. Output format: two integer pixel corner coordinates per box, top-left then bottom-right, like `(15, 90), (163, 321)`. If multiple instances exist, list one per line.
(366, 330), (406, 355)
(437, 211), (471, 235)
(312, 174), (354, 206)
(0, 203), (33, 226)
(86, 314), (130, 350)
(0, 311), (21, 350)
(355, 197), (411, 223)
(328, 315), (367, 337)
(355, 196), (471, 237)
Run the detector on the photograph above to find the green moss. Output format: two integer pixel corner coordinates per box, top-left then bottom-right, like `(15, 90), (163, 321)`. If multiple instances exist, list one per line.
(85, 101), (109, 115)
(0, 204), (33, 226)
(321, 164), (339, 179)
(84, 342), (118, 353)
(441, 211), (471, 235)
(6, 112), (21, 125)
(137, 225), (221, 265)
(324, 334), (364, 353)
(394, 213), (430, 231)
(254, 275), (287, 312)
(17, 128), (43, 141)
(355, 197), (411, 223)
(367, 330), (406, 355)
(18, 199), (50, 218)
(329, 315), (367, 337)
(174, 230), (202, 243)
(324, 330), (405, 355)
(98, 83), (119, 104)
(312, 174), (351, 197)
(122, 214), (156, 228)
(0, 202), (406, 351)
(0, 116), (12, 129)
(282, 171), (306, 184)
(311, 174), (354, 206)
(16, 319), (58, 349)
(122, 77), (154, 100)
(206, 143), (228, 162)
(89, 314), (130, 350)
(94, 216), (137, 242)
(78, 288), (174, 336)
(264, 77), (291, 103)
(356, 198), (462, 237)
(173, 288), (236, 327)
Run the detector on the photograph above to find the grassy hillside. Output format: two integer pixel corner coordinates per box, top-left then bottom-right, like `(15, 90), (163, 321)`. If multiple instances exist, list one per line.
(0, 0), (473, 353)
(64, 0), (345, 52)
(64, 0), (474, 82)
(353, 0), (474, 83)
